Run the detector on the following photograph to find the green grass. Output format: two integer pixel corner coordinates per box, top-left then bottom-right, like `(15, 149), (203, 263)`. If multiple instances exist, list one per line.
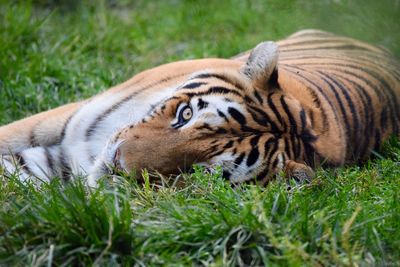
(0, 0), (399, 265)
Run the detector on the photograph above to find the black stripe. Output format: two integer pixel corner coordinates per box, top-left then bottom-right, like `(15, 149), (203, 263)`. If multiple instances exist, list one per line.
(294, 62), (385, 99)
(392, 68), (400, 82)
(58, 151), (71, 181)
(223, 140), (234, 149)
(301, 128), (317, 144)
(281, 65), (332, 132)
(263, 137), (275, 155)
(326, 64), (398, 136)
(228, 107), (246, 125)
(280, 52), (398, 81)
(186, 86), (242, 98)
(279, 54), (391, 69)
(247, 105), (281, 134)
(15, 153), (34, 176)
(380, 106), (388, 131)
(255, 165), (270, 182)
(234, 153), (245, 166)
(181, 82), (207, 90)
(289, 133), (297, 160)
(216, 128), (228, 134)
(85, 94), (133, 140)
(250, 135), (261, 147)
(264, 138), (279, 161)
(244, 96), (255, 104)
(196, 123), (213, 132)
(246, 108), (269, 128)
(193, 73), (246, 91)
(44, 147), (54, 176)
(239, 126), (262, 135)
(284, 137), (292, 159)
(267, 92), (286, 132)
(254, 90), (263, 104)
(300, 109), (307, 133)
(59, 112), (77, 144)
(303, 141), (316, 168)
(217, 109), (229, 122)
(316, 74), (352, 154)
(268, 68), (279, 87)
(271, 156), (280, 170)
(29, 128), (39, 147)
(197, 98), (209, 110)
(329, 73), (374, 159)
(293, 62), (399, 133)
(256, 138), (278, 181)
(280, 96), (297, 134)
(321, 72), (361, 158)
(372, 130), (381, 154)
(246, 137), (261, 167)
(359, 69), (399, 136)
(210, 140), (219, 146)
(206, 144), (219, 153)
(207, 149), (225, 158)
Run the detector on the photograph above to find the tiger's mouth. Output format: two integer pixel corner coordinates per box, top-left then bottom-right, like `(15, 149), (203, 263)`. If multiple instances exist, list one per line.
(87, 140), (127, 187)
(112, 147), (123, 172)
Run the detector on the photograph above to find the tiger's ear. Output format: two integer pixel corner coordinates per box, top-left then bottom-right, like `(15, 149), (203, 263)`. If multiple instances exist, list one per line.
(241, 41), (279, 89)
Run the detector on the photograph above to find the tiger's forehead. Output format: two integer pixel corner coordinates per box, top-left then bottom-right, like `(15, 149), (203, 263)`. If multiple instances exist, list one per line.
(179, 70), (250, 93)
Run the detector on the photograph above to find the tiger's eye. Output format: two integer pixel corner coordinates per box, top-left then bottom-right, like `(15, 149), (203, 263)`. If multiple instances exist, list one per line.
(182, 107), (193, 121)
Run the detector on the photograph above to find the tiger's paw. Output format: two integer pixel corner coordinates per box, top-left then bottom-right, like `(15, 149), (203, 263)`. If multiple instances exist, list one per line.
(284, 160), (314, 185)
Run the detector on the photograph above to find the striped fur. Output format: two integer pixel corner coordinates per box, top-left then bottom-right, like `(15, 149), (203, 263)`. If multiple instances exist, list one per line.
(1, 30), (399, 186)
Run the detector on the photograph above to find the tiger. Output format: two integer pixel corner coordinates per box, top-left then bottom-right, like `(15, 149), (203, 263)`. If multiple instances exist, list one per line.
(0, 29), (399, 187)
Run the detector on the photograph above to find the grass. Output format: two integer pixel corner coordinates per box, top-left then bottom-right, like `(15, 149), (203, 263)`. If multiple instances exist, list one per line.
(0, 0), (399, 265)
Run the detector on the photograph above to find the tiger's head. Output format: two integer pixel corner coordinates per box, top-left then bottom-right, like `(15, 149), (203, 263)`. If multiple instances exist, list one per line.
(89, 41), (316, 186)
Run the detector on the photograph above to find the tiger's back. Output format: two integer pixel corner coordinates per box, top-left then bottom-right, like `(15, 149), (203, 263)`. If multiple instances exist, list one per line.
(276, 30), (400, 165)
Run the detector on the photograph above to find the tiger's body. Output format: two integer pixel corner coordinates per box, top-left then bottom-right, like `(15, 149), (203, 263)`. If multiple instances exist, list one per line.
(0, 30), (399, 186)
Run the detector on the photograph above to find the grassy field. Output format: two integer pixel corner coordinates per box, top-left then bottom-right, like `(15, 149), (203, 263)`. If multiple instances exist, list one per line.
(1, 0), (400, 265)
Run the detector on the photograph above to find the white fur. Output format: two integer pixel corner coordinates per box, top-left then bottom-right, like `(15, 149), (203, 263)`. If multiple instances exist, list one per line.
(61, 86), (177, 179)
(1, 85), (179, 186)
